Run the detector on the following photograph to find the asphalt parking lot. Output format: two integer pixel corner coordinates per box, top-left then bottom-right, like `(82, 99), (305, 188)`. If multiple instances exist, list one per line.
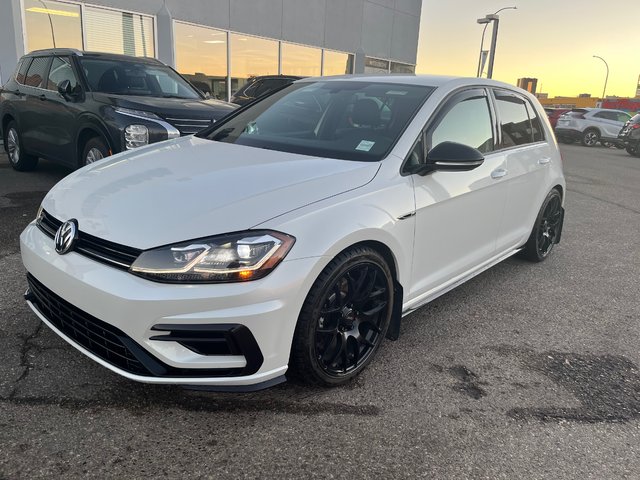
(1, 144), (639, 479)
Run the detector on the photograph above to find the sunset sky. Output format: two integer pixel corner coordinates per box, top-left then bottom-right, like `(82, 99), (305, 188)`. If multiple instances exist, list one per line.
(416, 0), (639, 98)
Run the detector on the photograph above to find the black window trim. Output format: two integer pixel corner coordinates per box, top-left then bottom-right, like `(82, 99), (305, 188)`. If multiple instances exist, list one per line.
(400, 87), (497, 176)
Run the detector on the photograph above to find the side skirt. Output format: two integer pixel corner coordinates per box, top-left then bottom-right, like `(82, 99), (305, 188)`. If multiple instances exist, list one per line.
(401, 247), (522, 317)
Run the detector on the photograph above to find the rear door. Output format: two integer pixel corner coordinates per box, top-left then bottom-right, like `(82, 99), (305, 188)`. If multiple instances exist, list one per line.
(492, 89), (552, 249)
(20, 56), (53, 156)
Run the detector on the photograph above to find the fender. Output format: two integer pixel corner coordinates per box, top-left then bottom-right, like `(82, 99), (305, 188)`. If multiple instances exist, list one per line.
(75, 112), (116, 158)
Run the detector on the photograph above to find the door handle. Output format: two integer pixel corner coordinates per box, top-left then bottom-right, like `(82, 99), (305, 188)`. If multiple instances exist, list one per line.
(14, 89), (21, 96)
(39, 94), (47, 101)
(538, 157), (551, 165)
(491, 168), (508, 179)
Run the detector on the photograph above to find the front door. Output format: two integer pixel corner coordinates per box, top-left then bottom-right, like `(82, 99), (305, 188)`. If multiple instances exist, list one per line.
(408, 89), (509, 302)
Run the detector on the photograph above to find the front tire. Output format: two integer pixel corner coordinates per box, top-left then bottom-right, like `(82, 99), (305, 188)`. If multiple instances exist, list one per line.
(289, 247), (394, 386)
(81, 136), (109, 167)
(4, 121), (38, 171)
(626, 142), (640, 157)
(520, 189), (563, 262)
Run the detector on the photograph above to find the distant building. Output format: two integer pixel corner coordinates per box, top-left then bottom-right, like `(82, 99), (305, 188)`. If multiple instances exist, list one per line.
(578, 93), (591, 98)
(636, 75), (640, 98)
(517, 77), (538, 94)
(536, 93), (549, 99)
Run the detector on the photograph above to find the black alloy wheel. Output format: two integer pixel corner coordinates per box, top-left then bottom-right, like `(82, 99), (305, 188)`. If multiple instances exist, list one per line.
(290, 247), (394, 386)
(521, 189), (563, 262)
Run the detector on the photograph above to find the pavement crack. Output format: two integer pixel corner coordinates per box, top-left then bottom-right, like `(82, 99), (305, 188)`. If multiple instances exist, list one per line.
(567, 187), (640, 215)
(9, 322), (44, 399)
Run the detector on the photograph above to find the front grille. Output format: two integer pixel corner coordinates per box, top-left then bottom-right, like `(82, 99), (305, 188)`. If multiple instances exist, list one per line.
(163, 115), (213, 135)
(25, 274), (260, 377)
(37, 210), (142, 270)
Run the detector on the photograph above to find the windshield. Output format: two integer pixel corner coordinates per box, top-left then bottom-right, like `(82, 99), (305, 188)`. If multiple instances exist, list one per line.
(79, 58), (200, 99)
(199, 81), (434, 161)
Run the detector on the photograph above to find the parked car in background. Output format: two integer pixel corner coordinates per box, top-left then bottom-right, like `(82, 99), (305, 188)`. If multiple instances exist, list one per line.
(21, 76), (565, 390)
(544, 107), (570, 128)
(555, 108), (631, 147)
(230, 75), (301, 106)
(618, 113), (640, 157)
(0, 49), (237, 171)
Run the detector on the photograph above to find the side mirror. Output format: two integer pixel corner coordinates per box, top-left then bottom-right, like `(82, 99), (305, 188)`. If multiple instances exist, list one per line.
(57, 79), (74, 100)
(412, 141), (485, 175)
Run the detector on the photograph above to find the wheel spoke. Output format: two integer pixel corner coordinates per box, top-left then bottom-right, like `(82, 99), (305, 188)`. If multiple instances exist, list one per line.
(361, 301), (388, 317)
(361, 319), (382, 334)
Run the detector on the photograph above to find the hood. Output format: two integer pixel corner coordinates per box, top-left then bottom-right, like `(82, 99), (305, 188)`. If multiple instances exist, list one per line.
(42, 137), (380, 249)
(92, 93), (238, 120)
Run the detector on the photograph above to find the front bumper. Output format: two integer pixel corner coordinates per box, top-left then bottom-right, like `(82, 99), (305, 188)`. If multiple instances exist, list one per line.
(20, 222), (324, 387)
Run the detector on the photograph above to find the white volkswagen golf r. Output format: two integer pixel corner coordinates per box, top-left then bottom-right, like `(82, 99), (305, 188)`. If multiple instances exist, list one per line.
(20, 75), (565, 390)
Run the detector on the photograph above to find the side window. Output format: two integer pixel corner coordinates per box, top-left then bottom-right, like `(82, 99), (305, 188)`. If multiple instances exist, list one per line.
(243, 80), (262, 98)
(617, 112), (631, 123)
(495, 92), (532, 148)
(23, 57), (51, 88)
(15, 59), (31, 85)
(46, 57), (79, 91)
(429, 94), (494, 153)
(593, 111), (609, 119)
(255, 78), (286, 97)
(525, 102), (545, 142)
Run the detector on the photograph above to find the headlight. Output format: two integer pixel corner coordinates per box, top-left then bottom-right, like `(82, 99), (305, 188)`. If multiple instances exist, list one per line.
(129, 231), (295, 283)
(125, 124), (149, 149)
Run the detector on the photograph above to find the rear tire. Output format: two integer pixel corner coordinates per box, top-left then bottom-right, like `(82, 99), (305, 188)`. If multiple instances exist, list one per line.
(581, 129), (600, 147)
(289, 247), (394, 386)
(4, 121), (38, 171)
(81, 136), (109, 167)
(520, 189), (563, 262)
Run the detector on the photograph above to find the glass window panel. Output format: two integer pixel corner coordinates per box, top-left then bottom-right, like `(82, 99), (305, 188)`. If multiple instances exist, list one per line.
(390, 62), (415, 74)
(24, 56), (51, 88)
(23, 0), (82, 52)
(364, 57), (389, 74)
(16, 59), (32, 84)
(174, 22), (228, 101)
(525, 102), (545, 142)
(495, 92), (533, 147)
(323, 50), (353, 76)
(430, 96), (494, 153)
(84, 6), (155, 57)
(281, 43), (321, 77)
(46, 56), (79, 91)
(230, 34), (278, 94)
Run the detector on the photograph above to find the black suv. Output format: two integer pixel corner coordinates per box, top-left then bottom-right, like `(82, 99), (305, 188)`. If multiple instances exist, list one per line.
(0, 49), (237, 171)
(618, 113), (640, 157)
(230, 75), (301, 106)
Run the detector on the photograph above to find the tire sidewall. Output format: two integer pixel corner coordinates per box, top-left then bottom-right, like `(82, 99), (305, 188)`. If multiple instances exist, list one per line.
(531, 189), (562, 261)
(582, 129), (599, 147)
(5, 121), (37, 171)
(81, 137), (109, 167)
(295, 248), (394, 386)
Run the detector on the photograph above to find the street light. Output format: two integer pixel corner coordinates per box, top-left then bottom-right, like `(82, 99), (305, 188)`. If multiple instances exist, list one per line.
(476, 6), (517, 78)
(593, 55), (609, 100)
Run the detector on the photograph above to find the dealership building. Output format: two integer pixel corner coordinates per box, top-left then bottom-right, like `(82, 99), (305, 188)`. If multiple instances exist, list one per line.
(0, 0), (422, 101)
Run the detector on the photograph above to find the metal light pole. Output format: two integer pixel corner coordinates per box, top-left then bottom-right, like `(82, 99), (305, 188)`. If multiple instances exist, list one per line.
(593, 55), (609, 100)
(476, 6), (516, 78)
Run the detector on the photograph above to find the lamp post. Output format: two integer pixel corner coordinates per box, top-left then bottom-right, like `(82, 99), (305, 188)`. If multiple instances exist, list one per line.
(476, 6), (516, 78)
(593, 55), (609, 100)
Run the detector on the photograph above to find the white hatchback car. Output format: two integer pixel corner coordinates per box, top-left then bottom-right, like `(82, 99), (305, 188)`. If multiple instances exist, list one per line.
(21, 75), (565, 390)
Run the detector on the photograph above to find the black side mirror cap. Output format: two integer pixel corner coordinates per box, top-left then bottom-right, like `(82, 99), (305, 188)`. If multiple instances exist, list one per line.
(424, 141), (485, 173)
(57, 79), (72, 96)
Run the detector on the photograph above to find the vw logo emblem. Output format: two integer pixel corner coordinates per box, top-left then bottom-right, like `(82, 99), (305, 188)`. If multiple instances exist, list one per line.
(54, 219), (79, 255)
